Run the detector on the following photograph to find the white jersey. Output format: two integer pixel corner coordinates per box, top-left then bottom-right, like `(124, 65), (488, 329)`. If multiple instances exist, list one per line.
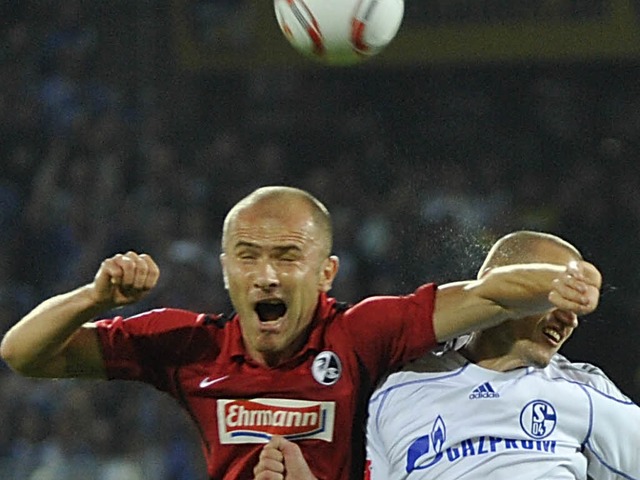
(366, 351), (640, 479)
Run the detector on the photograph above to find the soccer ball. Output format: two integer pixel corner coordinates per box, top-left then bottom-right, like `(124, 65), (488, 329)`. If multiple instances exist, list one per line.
(274, 0), (404, 65)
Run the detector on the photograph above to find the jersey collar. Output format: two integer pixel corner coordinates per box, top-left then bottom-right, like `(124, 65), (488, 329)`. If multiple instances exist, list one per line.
(228, 292), (338, 363)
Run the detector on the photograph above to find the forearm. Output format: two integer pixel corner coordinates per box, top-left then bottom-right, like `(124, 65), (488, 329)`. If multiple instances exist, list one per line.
(473, 263), (567, 315)
(0, 285), (107, 375)
(434, 262), (597, 341)
(2, 252), (159, 378)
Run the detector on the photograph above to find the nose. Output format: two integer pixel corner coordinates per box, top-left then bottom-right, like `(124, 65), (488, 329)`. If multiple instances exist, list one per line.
(553, 309), (578, 329)
(253, 260), (279, 291)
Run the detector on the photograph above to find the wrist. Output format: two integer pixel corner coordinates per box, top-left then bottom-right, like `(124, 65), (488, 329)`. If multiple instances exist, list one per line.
(73, 285), (115, 317)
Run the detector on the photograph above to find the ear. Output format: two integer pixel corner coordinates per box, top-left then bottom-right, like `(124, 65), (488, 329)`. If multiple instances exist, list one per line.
(318, 255), (339, 292)
(219, 253), (229, 290)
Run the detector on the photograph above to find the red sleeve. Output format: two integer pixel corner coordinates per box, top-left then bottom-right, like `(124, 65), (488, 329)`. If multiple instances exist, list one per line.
(95, 308), (216, 390)
(341, 283), (437, 381)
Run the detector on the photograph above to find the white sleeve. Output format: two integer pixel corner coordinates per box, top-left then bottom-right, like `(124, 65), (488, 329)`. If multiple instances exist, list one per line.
(583, 380), (640, 479)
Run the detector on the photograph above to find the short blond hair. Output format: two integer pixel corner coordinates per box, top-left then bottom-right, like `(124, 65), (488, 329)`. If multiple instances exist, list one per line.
(478, 230), (583, 278)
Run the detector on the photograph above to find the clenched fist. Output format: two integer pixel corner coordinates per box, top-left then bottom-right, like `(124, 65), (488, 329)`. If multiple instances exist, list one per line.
(90, 251), (160, 308)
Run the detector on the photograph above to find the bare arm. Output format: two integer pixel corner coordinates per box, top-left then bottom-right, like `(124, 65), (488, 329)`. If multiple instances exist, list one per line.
(0, 252), (159, 378)
(433, 261), (601, 342)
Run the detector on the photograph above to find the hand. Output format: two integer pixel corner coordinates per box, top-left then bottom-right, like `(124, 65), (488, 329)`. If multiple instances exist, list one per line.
(253, 435), (317, 480)
(90, 251), (160, 308)
(548, 260), (601, 317)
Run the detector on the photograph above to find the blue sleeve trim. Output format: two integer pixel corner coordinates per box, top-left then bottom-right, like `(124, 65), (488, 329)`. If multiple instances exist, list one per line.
(584, 440), (639, 480)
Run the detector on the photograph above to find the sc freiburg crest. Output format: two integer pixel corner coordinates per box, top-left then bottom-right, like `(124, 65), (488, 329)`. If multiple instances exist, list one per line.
(312, 351), (342, 386)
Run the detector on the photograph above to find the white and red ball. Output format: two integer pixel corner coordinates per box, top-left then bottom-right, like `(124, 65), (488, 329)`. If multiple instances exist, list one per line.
(274, 0), (404, 65)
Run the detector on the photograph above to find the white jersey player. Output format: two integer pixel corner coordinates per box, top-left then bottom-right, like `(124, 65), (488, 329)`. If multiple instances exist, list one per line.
(250, 230), (607, 480)
(366, 231), (638, 480)
(366, 350), (640, 479)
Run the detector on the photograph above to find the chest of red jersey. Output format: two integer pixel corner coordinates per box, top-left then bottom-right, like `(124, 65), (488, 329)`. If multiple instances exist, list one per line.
(97, 293), (436, 478)
(175, 347), (358, 445)
(170, 345), (362, 479)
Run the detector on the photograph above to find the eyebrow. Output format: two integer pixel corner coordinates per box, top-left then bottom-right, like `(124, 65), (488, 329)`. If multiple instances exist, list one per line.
(233, 241), (260, 250)
(272, 245), (303, 255)
(233, 241), (303, 253)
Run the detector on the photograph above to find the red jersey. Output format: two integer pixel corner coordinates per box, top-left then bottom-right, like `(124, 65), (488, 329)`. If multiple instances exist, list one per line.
(95, 285), (437, 479)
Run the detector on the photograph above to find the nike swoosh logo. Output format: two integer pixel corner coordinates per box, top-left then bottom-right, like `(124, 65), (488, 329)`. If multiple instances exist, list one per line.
(199, 375), (230, 388)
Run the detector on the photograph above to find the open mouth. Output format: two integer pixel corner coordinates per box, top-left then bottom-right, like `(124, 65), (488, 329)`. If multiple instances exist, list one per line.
(542, 327), (562, 344)
(255, 300), (287, 322)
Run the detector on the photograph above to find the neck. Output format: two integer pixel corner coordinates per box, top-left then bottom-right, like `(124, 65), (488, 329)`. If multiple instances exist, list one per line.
(460, 336), (527, 372)
(248, 325), (313, 368)
(252, 341), (302, 368)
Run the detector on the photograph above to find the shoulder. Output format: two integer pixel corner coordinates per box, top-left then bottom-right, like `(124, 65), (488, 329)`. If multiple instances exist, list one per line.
(371, 351), (466, 400)
(96, 308), (230, 335)
(547, 354), (629, 400)
(344, 284), (436, 317)
(548, 354), (609, 382)
(400, 350), (467, 374)
(95, 308), (234, 364)
(337, 284), (437, 337)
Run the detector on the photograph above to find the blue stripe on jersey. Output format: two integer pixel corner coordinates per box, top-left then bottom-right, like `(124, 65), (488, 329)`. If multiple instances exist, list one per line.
(558, 376), (638, 479)
(371, 364), (469, 431)
(585, 440), (639, 480)
(549, 376), (635, 405)
(576, 383), (594, 449)
(371, 363), (470, 403)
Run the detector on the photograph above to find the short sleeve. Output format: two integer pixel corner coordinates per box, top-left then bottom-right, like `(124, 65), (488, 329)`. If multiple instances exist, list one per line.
(341, 283), (437, 381)
(95, 308), (214, 389)
(584, 382), (640, 479)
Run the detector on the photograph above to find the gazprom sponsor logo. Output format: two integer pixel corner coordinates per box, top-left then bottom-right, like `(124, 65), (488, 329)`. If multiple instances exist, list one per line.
(406, 416), (556, 473)
(217, 398), (335, 444)
(406, 416), (446, 472)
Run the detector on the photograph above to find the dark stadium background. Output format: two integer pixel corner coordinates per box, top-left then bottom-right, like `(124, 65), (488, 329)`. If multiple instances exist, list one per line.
(1, 1), (638, 478)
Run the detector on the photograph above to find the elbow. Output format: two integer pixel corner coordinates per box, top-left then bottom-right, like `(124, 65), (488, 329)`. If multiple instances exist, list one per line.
(0, 332), (17, 369)
(0, 332), (39, 377)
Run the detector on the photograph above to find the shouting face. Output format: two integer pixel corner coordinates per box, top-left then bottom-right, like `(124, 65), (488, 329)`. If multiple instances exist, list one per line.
(220, 193), (338, 367)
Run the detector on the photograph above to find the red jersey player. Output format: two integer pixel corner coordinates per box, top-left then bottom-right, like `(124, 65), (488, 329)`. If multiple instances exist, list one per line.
(1, 186), (600, 479)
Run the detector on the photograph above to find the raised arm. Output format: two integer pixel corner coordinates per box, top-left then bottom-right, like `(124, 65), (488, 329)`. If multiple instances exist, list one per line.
(433, 260), (601, 342)
(0, 251), (159, 378)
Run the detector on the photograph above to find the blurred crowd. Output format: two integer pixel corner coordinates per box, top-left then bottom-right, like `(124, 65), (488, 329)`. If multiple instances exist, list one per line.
(2, 2), (640, 479)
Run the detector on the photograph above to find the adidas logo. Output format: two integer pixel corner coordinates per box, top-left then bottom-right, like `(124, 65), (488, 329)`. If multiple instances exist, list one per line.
(469, 382), (500, 399)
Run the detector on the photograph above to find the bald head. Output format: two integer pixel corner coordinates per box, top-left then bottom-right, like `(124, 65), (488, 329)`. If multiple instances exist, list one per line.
(478, 231), (582, 279)
(222, 186), (333, 256)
